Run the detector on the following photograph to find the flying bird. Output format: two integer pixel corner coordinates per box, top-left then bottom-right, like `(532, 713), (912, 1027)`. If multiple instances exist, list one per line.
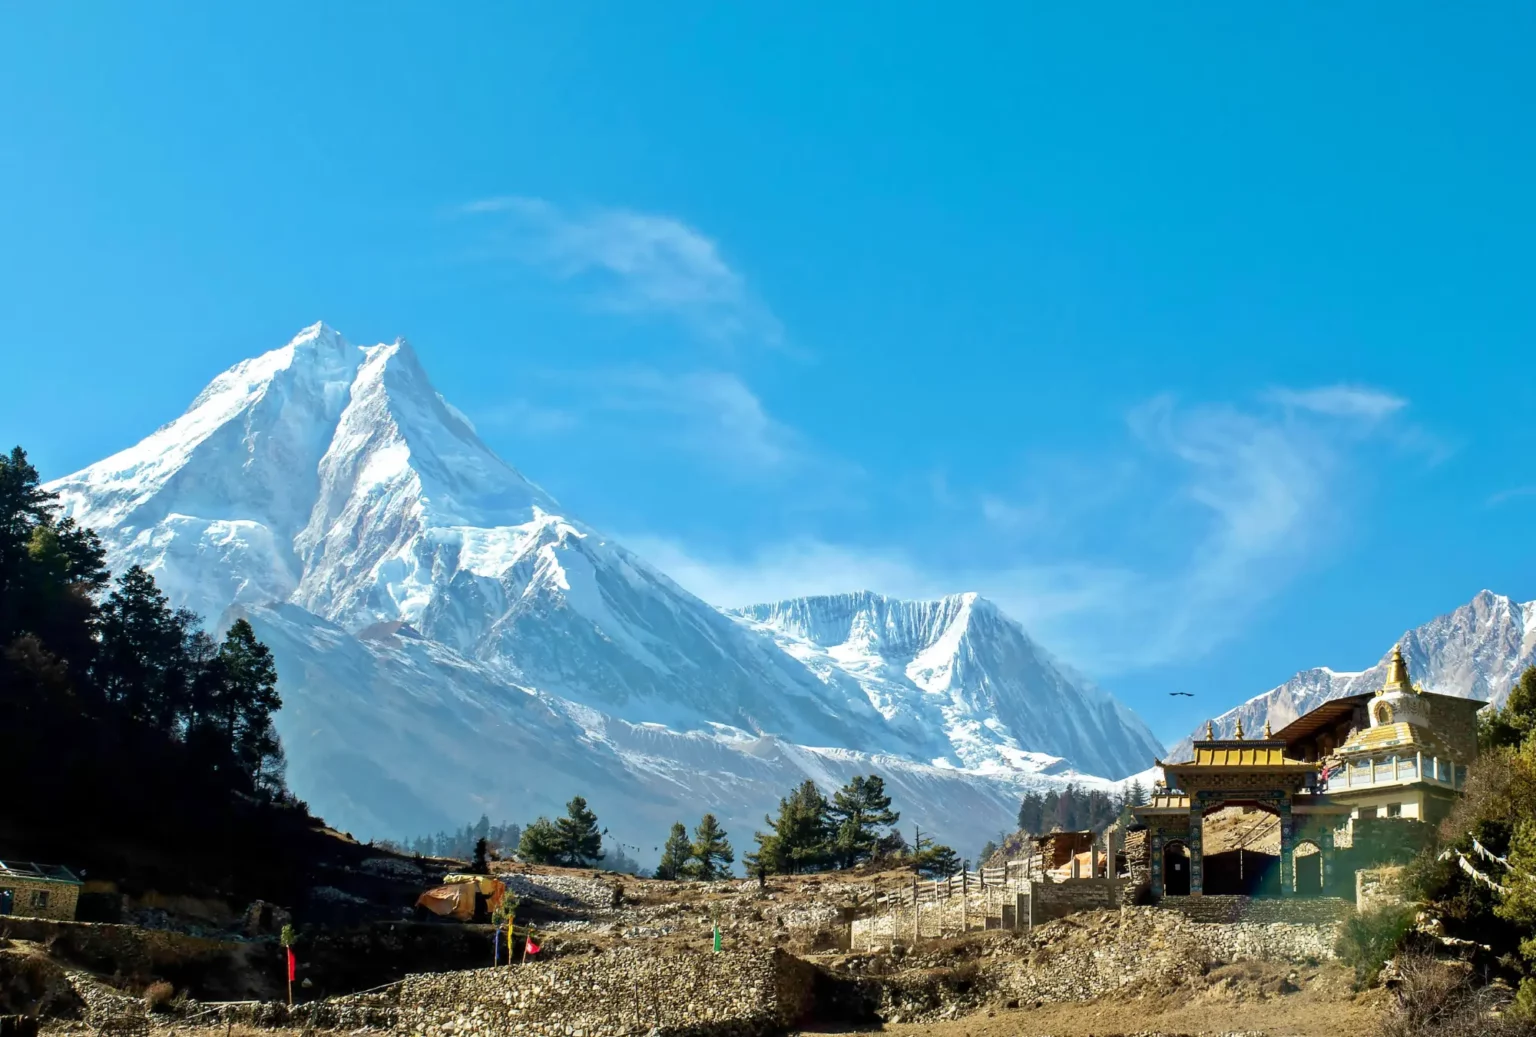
(1169, 692), (1195, 697)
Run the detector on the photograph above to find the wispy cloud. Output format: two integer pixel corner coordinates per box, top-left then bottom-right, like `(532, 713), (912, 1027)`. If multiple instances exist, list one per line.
(629, 382), (1415, 674)
(1265, 385), (1406, 421)
(461, 196), (780, 346)
(478, 366), (835, 481)
(1487, 485), (1536, 509)
(589, 368), (805, 473)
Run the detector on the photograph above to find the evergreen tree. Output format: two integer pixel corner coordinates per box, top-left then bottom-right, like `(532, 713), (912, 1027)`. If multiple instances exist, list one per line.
(919, 843), (962, 878)
(472, 837), (489, 873)
(0, 443), (305, 905)
(518, 818), (562, 864)
(750, 779), (832, 874)
(95, 566), (196, 729)
(979, 839), (999, 864)
(554, 796), (604, 866)
(213, 619), (285, 793)
(688, 814), (735, 880)
(827, 774), (899, 868)
(1017, 791), (1046, 835)
(1483, 666), (1536, 750)
(656, 822), (692, 880)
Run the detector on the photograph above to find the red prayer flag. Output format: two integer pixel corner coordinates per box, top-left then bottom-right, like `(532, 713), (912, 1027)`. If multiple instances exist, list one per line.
(287, 947), (297, 982)
(525, 937), (540, 956)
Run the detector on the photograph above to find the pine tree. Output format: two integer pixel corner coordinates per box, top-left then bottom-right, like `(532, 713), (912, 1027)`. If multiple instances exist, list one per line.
(828, 775), (899, 868)
(518, 818), (562, 864)
(656, 822), (692, 880)
(554, 796), (604, 866)
(472, 837), (489, 873)
(95, 566), (196, 730)
(918, 843), (961, 878)
(1017, 791), (1045, 835)
(1483, 666), (1536, 750)
(750, 779), (832, 874)
(688, 814), (735, 880)
(215, 619), (284, 792)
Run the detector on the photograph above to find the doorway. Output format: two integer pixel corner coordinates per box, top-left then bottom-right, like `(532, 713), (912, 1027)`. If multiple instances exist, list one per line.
(1163, 841), (1191, 896)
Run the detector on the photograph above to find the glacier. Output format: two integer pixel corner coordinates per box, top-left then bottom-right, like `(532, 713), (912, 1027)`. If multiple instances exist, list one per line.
(47, 322), (1164, 860)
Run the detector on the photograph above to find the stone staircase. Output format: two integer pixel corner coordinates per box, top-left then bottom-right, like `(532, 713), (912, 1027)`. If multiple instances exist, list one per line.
(1155, 895), (1353, 924)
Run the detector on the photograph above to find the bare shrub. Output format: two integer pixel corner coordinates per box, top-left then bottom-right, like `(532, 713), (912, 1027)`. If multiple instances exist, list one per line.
(142, 980), (175, 1013)
(1378, 953), (1532, 1037)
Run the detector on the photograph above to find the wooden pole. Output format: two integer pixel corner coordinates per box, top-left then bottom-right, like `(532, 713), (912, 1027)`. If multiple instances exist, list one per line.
(962, 864), (969, 931)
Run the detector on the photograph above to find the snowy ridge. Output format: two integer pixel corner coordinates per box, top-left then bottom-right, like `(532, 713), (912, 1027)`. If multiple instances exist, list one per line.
(1168, 590), (1536, 761)
(733, 591), (1162, 779)
(47, 323), (1158, 855)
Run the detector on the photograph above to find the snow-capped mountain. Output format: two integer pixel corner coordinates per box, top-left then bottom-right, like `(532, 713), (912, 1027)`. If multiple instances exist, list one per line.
(733, 592), (1161, 779)
(47, 322), (1160, 854)
(1167, 590), (1536, 762)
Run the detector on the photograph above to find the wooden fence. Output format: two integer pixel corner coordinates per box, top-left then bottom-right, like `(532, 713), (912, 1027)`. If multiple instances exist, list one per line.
(849, 866), (1032, 951)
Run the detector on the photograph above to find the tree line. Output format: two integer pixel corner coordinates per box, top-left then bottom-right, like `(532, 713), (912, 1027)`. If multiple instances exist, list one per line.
(0, 446), (306, 899)
(384, 816), (525, 862)
(1015, 780), (1147, 838)
(487, 774), (962, 881)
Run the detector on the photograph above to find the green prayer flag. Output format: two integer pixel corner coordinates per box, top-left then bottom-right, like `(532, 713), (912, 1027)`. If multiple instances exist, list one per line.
(713, 924), (721, 952)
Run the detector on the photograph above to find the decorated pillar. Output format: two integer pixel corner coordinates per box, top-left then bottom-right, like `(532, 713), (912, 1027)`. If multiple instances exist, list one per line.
(1188, 806), (1204, 896)
(1150, 830), (1164, 898)
(1321, 826), (1334, 894)
(1278, 800), (1295, 896)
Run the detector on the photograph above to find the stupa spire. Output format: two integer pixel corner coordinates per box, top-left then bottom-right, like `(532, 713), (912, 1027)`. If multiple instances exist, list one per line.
(1381, 644), (1416, 695)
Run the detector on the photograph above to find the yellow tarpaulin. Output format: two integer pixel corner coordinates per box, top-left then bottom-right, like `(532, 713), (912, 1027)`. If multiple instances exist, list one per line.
(416, 875), (506, 920)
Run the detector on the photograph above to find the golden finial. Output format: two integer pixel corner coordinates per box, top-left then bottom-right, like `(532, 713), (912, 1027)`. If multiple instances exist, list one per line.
(1205, 720), (1215, 740)
(1234, 717), (1246, 740)
(1382, 643), (1416, 694)
(1262, 718), (1273, 739)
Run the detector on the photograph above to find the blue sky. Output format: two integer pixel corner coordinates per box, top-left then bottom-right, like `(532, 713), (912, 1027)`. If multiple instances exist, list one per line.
(3, 3), (1535, 743)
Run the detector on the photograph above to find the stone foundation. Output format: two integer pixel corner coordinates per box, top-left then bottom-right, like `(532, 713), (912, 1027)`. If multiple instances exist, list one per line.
(394, 948), (816, 1037)
(1155, 896), (1353, 925)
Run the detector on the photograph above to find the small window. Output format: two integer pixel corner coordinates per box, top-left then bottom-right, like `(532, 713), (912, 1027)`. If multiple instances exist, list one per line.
(33, 890), (50, 908)
(1387, 803), (1403, 818)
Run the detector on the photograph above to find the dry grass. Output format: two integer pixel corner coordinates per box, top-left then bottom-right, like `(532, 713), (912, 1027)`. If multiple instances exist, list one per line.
(1378, 953), (1534, 1037)
(142, 980), (175, 1013)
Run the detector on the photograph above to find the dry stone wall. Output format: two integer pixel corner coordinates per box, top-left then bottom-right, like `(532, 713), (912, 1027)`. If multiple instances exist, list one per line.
(394, 948), (815, 1037)
(987, 908), (1337, 1005)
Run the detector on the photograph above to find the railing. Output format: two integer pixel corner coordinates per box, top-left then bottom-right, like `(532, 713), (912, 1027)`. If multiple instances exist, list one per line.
(852, 865), (1035, 951)
(1318, 752), (1465, 792)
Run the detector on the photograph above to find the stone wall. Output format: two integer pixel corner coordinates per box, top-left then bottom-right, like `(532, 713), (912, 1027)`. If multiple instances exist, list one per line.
(984, 908), (1339, 1006)
(1029, 880), (1118, 922)
(1356, 866), (1406, 913)
(0, 879), (79, 921)
(1155, 896), (1353, 925)
(394, 948), (815, 1037)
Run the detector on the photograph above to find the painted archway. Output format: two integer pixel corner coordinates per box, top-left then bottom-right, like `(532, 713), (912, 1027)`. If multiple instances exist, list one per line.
(1293, 840), (1324, 895)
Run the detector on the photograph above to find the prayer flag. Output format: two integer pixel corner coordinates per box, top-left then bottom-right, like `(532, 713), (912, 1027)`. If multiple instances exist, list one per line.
(525, 935), (540, 956)
(286, 947), (297, 983)
(713, 925), (721, 952)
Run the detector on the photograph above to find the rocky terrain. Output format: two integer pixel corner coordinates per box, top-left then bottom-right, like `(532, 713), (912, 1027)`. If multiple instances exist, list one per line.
(8, 857), (1377, 1037)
